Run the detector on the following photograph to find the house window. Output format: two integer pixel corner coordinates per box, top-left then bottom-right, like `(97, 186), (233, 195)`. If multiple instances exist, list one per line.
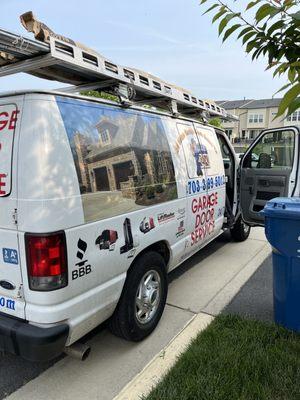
(249, 114), (263, 123)
(225, 129), (232, 138)
(287, 111), (300, 122)
(99, 128), (111, 146)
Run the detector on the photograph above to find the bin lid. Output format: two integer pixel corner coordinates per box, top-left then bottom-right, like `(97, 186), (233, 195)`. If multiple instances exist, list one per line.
(262, 197), (300, 219)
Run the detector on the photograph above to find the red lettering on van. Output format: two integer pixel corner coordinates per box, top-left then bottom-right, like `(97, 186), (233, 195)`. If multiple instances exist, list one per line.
(0, 174), (6, 195)
(0, 112), (9, 131)
(0, 110), (20, 131)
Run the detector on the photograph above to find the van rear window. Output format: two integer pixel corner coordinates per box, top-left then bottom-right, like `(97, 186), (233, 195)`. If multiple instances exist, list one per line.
(0, 105), (19, 197)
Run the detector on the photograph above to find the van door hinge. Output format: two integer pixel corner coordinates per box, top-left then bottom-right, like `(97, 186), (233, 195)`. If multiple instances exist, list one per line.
(17, 284), (24, 299)
(12, 208), (18, 225)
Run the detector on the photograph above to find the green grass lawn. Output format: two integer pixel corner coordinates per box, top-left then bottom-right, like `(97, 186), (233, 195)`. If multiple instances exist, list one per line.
(145, 315), (300, 400)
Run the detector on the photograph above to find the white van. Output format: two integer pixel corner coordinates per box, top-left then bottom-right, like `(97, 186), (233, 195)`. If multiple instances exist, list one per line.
(0, 91), (298, 361)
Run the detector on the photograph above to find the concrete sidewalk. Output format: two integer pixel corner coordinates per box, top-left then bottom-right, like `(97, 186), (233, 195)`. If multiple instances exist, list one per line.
(6, 229), (270, 400)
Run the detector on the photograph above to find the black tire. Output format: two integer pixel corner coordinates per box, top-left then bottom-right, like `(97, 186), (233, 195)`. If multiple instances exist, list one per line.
(230, 215), (251, 242)
(109, 251), (168, 342)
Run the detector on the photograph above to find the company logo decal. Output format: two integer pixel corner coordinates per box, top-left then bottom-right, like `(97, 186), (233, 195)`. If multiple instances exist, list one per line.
(176, 220), (185, 238)
(157, 212), (175, 224)
(95, 230), (118, 251)
(140, 217), (155, 234)
(2, 248), (18, 265)
(72, 239), (92, 280)
(177, 208), (186, 220)
(0, 280), (15, 291)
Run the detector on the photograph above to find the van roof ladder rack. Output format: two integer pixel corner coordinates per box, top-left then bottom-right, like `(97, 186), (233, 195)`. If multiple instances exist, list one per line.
(0, 28), (238, 122)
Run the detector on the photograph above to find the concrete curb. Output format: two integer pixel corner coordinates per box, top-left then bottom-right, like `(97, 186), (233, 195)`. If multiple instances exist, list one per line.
(113, 313), (214, 400)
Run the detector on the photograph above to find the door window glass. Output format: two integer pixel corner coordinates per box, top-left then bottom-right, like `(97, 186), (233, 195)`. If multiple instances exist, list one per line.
(246, 130), (295, 169)
(56, 97), (178, 223)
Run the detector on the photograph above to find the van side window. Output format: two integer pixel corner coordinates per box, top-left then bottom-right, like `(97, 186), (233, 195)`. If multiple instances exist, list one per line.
(245, 130), (295, 169)
(56, 98), (178, 223)
(177, 124), (205, 178)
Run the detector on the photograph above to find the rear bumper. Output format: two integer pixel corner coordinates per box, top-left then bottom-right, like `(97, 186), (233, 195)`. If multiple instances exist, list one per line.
(0, 312), (69, 362)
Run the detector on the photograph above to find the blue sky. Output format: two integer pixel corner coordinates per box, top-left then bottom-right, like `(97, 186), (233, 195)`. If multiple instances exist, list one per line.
(1, 0), (286, 101)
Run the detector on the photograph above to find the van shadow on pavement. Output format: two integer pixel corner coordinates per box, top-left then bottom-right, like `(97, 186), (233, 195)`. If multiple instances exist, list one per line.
(223, 255), (273, 323)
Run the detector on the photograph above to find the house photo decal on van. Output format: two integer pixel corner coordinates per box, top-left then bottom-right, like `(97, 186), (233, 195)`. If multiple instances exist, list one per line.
(56, 97), (178, 224)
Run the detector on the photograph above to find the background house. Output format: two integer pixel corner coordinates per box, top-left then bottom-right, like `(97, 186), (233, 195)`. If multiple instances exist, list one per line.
(218, 98), (300, 151)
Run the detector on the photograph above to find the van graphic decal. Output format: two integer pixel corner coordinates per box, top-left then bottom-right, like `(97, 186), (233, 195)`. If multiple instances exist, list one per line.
(177, 208), (186, 220)
(157, 212), (175, 224)
(176, 220), (185, 238)
(120, 218), (134, 256)
(76, 238), (87, 260)
(95, 230), (118, 251)
(139, 217), (155, 234)
(0, 296), (15, 311)
(56, 97), (178, 224)
(190, 138), (210, 176)
(72, 239), (91, 280)
(2, 248), (18, 265)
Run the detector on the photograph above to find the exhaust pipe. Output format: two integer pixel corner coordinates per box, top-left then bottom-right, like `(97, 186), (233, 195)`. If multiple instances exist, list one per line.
(64, 342), (91, 361)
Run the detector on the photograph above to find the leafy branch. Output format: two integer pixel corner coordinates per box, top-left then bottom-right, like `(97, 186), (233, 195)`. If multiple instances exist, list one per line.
(200, 0), (300, 117)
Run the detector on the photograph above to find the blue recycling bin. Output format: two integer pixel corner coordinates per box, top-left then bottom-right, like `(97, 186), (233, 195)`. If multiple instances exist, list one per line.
(262, 197), (300, 332)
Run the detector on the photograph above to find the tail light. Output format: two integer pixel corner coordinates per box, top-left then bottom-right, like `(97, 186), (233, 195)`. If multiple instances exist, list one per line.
(25, 231), (68, 291)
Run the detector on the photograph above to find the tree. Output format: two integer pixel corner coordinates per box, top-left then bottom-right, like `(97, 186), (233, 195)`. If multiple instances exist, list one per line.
(209, 117), (223, 127)
(80, 90), (119, 102)
(200, 0), (300, 117)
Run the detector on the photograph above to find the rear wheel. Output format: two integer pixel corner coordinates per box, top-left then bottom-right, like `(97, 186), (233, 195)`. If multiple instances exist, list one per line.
(230, 215), (251, 242)
(109, 251), (168, 341)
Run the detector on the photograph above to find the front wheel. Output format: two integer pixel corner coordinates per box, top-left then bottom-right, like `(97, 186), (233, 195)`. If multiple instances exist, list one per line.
(230, 215), (251, 242)
(109, 251), (168, 341)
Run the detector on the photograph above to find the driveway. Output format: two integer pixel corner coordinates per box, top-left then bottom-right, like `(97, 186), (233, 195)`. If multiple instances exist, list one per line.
(2, 228), (270, 400)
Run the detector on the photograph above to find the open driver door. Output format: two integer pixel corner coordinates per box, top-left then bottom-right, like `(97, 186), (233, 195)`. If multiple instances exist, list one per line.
(239, 126), (300, 226)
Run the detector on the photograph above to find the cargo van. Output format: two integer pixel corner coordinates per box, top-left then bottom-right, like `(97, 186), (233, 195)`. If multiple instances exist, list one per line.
(0, 91), (298, 361)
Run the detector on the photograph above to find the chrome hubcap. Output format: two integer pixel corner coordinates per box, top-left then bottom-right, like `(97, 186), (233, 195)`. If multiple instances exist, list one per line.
(135, 270), (161, 325)
(241, 219), (250, 233)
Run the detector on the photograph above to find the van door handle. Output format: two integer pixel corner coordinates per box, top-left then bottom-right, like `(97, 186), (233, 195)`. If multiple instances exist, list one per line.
(249, 186), (253, 195)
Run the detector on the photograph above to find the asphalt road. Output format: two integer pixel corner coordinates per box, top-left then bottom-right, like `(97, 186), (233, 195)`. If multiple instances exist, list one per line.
(224, 255), (273, 323)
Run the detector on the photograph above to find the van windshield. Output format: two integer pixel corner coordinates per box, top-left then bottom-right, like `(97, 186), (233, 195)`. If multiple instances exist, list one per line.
(0, 104), (18, 197)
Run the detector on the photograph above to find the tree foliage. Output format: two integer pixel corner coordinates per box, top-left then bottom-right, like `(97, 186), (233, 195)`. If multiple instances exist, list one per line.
(80, 90), (119, 102)
(200, 0), (300, 117)
(209, 117), (223, 127)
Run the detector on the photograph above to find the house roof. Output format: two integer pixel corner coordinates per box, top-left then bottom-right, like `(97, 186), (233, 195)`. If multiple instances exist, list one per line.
(217, 98), (282, 110)
(217, 99), (254, 109)
(242, 98), (282, 109)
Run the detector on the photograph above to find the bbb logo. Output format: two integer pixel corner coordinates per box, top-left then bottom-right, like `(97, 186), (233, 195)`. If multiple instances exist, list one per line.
(72, 239), (92, 281)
